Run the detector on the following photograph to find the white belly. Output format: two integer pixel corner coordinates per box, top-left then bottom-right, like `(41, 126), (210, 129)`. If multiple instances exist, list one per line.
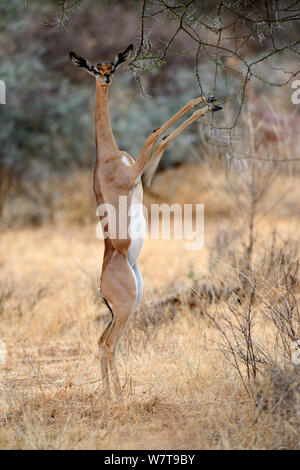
(128, 182), (145, 266)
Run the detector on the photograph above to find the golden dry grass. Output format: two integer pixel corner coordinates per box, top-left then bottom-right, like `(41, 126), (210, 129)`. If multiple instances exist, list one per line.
(0, 163), (300, 450)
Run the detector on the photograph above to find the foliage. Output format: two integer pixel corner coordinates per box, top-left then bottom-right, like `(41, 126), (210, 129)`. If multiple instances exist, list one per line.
(111, 69), (206, 166)
(0, 50), (210, 209)
(129, 0), (300, 128)
(0, 51), (93, 174)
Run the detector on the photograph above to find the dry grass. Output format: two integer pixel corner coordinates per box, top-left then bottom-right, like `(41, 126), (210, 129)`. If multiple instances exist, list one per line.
(0, 211), (299, 448)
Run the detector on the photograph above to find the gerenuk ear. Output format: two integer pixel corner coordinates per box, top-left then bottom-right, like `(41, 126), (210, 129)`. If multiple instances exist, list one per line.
(112, 44), (134, 70)
(69, 52), (97, 76)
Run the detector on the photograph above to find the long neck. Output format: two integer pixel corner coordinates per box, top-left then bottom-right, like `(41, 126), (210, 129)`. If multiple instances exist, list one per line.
(94, 82), (118, 158)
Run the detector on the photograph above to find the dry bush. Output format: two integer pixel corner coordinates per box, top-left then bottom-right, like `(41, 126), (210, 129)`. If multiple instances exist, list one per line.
(201, 230), (300, 445)
(199, 122), (300, 424)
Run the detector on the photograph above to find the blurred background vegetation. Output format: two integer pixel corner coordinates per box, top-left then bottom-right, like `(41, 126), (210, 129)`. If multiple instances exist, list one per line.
(0, 0), (299, 226)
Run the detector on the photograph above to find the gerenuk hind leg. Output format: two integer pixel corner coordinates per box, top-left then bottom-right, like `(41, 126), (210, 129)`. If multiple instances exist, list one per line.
(99, 251), (137, 396)
(98, 289), (114, 391)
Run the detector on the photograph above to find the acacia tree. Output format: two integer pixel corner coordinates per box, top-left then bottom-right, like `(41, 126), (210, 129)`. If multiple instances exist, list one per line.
(132, 1), (299, 121)
(51, 0), (300, 123)
(45, 0), (300, 168)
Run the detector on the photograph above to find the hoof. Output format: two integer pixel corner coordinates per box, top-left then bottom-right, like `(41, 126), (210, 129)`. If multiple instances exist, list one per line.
(211, 105), (223, 112)
(207, 96), (217, 103)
